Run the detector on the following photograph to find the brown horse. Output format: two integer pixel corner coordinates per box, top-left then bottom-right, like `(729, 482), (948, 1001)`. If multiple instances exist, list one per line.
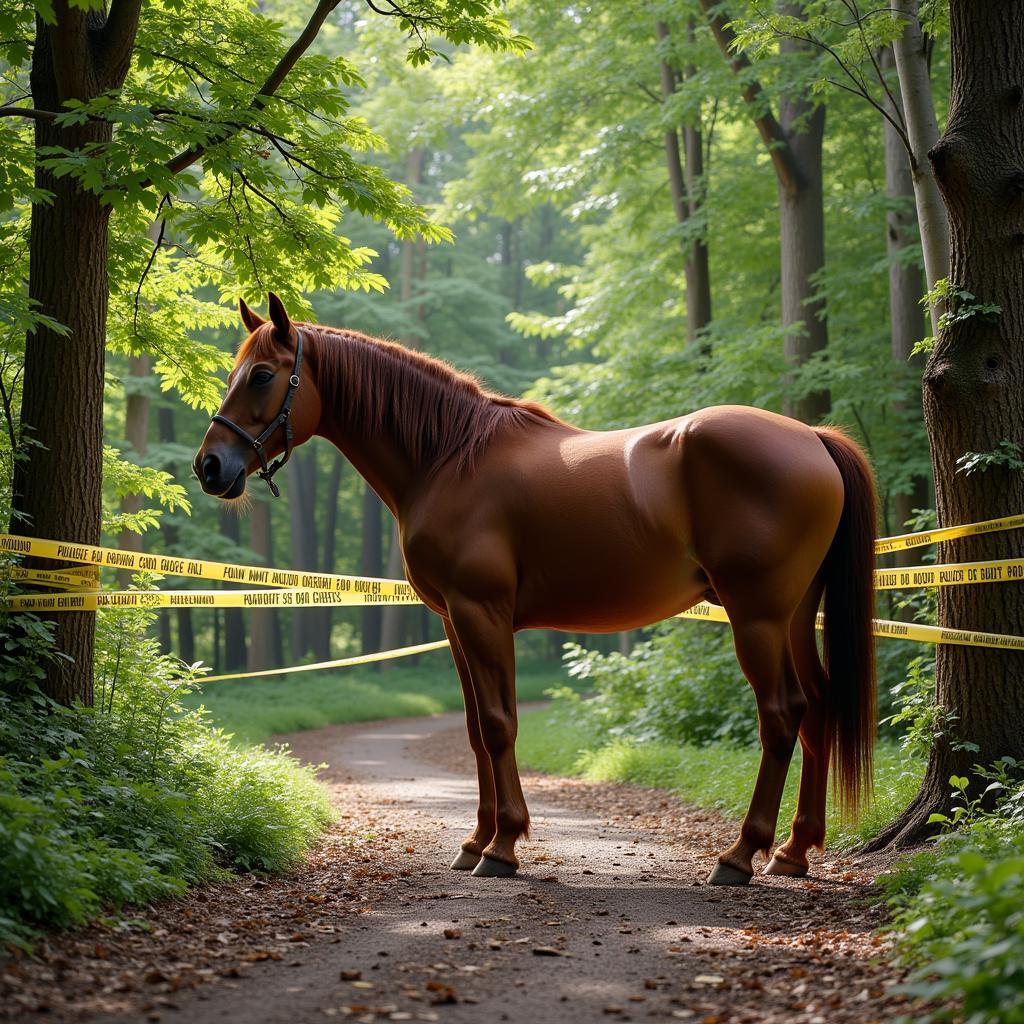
(194, 294), (877, 886)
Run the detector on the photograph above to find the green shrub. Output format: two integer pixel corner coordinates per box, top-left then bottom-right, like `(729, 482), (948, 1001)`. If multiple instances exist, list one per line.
(881, 763), (1024, 1024)
(0, 602), (332, 948)
(561, 622), (760, 747)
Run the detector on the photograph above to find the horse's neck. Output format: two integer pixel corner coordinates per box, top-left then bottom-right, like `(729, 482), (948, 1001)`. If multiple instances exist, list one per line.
(326, 430), (414, 519)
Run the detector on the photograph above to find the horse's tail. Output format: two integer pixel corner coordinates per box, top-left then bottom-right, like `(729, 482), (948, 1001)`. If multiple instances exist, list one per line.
(814, 426), (877, 817)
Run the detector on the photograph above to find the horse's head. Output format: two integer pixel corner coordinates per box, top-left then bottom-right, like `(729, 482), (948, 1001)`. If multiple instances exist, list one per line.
(194, 293), (322, 499)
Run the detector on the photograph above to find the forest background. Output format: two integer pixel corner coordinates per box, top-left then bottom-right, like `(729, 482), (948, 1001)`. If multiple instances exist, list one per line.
(3, 2), (1024, 1020)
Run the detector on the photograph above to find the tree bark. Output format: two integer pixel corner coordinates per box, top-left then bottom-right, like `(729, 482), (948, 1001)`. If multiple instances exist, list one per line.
(698, 0), (829, 423)
(867, 1), (1024, 849)
(12, 3), (141, 706)
(891, 0), (950, 335)
(247, 494), (278, 672)
(881, 46), (931, 567)
(361, 484), (384, 655)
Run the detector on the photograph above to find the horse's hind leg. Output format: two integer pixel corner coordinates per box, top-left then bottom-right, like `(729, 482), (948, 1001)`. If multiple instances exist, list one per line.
(765, 583), (829, 877)
(443, 618), (496, 871)
(708, 590), (807, 885)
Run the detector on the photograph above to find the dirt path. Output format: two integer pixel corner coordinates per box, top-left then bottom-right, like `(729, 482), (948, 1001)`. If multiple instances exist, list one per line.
(3, 712), (909, 1023)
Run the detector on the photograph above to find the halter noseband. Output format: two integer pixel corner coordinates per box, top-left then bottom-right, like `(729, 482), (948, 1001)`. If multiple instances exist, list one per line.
(211, 329), (304, 498)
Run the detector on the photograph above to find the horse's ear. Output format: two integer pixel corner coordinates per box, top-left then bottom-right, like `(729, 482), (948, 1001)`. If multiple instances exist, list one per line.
(267, 292), (292, 340)
(239, 298), (265, 334)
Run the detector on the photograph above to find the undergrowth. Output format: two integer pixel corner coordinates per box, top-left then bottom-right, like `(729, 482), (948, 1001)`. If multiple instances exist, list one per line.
(0, 604), (332, 949)
(878, 761), (1024, 1024)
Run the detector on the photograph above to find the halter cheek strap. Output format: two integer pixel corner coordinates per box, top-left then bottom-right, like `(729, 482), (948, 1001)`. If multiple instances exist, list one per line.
(211, 329), (304, 498)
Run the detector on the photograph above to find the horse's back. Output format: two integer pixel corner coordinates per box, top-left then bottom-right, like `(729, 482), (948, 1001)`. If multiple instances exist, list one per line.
(406, 405), (844, 633)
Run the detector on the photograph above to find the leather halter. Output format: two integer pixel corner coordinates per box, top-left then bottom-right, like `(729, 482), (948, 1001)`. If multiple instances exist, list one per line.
(211, 329), (304, 498)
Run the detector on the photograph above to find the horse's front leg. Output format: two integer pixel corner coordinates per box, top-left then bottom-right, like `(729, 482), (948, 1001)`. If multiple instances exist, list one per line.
(446, 599), (527, 878)
(442, 617), (497, 871)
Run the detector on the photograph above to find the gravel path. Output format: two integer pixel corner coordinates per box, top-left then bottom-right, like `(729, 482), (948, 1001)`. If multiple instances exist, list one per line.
(3, 711), (911, 1023)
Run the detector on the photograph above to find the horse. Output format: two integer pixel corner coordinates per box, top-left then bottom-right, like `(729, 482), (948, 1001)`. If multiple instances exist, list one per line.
(194, 293), (877, 886)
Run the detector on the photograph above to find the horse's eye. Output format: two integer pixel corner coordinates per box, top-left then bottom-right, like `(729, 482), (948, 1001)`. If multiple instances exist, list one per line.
(252, 370), (275, 387)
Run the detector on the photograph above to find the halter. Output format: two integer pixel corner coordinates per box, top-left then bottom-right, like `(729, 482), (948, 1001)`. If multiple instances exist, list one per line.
(211, 329), (304, 498)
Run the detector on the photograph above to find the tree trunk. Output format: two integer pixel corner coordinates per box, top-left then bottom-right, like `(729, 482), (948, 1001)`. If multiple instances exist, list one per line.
(12, 7), (139, 706)
(868, 1), (1024, 849)
(156, 402), (194, 663)
(287, 449), (318, 660)
(247, 494), (278, 672)
(313, 455), (344, 660)
(360, 484), (384, 655)
(379, 520), (407, 656)
(117, 354), (151, 586)
(220, 509), (247, 670)
(881, 46), (931, 566)
(891, 0), (950, 335)
(778, 27), (829, 425)
(699, 0), (829, 423)
(655, 21), (712, 343)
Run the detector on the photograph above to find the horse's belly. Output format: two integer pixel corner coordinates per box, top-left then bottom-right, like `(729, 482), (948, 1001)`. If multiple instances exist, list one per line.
(513, 551), (708, 633)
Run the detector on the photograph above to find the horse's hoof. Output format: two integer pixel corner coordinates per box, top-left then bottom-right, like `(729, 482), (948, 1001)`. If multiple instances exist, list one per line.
(471, 855), (518, 878)
(764, 854), (808, 878)
(450, 849), (482, 871)
(707, 861), (753, 886)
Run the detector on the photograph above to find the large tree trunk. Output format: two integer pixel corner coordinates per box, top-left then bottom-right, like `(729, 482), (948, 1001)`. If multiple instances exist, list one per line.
(881, 47), (931, 565)
(12, 6), (141, 706)
(247, 495), (278, 672)
(891, 0), (950, 335)
(360, 484), (384, 655)
(868, 1), (1024, 849)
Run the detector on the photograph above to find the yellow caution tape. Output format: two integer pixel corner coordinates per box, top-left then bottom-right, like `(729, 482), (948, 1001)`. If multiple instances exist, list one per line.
(3, 529), (1024, 650)
(201, 639), (452, 683)
(678, 602), (1024, 650)
(8, 567), (99, 591)
(1, 587), (423, 613)
(875, 513), (1024, 554)
(0, 533), (416, 598)
(874, 559), (1024, 590)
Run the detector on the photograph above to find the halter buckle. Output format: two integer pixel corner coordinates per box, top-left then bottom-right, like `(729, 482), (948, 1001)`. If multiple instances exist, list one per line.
(289, 374), (300, 387)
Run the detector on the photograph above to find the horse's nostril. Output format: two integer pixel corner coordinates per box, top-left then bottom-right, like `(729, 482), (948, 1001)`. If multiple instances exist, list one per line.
(201, 452), (221, 483)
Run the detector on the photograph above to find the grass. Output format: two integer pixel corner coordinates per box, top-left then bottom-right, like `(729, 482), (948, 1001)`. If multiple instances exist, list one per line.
(184, 649), (575, 744)
(517, 702), (923, 849)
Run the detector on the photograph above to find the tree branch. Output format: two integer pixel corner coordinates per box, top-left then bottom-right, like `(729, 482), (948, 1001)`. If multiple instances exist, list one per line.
(95, 0), (143, 83)
(147, 0), (342, 188)
(0, 105), (60, 121)
(696, 0), (805, 195)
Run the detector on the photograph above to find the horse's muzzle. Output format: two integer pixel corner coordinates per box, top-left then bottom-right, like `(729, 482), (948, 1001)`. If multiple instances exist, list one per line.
(195, 448), (247, 499)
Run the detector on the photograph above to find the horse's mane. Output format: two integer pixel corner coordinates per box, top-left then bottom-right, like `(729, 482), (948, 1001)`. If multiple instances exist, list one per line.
(236, 324), (564, 475)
